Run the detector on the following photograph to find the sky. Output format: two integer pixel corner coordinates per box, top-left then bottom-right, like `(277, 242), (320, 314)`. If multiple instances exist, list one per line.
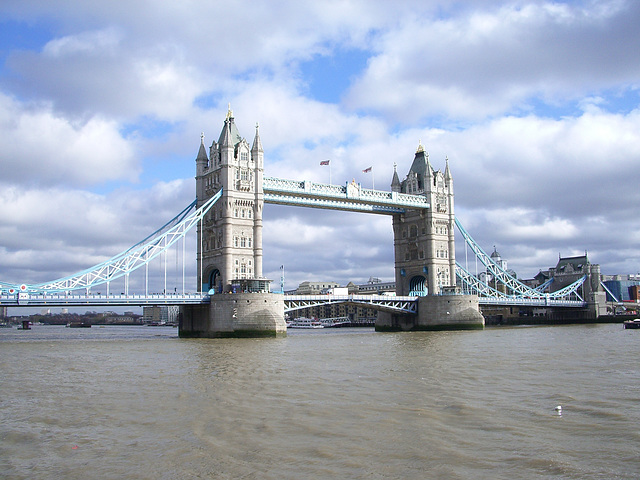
(1, 0), (640, 307)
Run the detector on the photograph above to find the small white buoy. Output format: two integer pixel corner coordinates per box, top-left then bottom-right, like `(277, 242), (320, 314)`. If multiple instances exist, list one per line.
(555, 405), (562, 415)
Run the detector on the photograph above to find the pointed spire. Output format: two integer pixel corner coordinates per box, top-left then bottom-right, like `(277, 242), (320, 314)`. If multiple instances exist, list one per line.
(252, 122), (263, 152)
(219, 116), (232, 147)
(444, 155), (452, 180)
(391, 162), (401, 192)
(218, 104), (242, 146)
(425, 151), (433, 176)
(416, 140), (425, 154)
(196, 132), (208, 161)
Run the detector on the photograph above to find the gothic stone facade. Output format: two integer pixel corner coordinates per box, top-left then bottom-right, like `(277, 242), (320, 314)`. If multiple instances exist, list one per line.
(392, 144), (456, 296)
(195, 109), (265, 293)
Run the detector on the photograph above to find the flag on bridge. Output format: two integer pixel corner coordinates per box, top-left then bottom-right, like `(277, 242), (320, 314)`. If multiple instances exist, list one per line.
(362, 166), (372, 173)
(320, 160), (330, 165)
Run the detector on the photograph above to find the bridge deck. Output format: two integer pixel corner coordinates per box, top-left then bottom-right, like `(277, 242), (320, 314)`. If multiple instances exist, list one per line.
(0, 293), (210, 307)
(285, 294), (419, 314)
(0, 292), (588, 309)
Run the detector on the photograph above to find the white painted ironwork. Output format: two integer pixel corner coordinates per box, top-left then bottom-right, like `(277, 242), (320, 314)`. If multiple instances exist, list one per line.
(1, 190), (223, 295)
(263, 177), (429, 214)
(284, 294), (418, 314)
(455, 218), (587, 301)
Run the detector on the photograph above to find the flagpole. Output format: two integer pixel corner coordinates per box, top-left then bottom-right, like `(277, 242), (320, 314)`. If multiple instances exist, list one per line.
(362, 166), (374, 189)
(320, 160), (331, 185)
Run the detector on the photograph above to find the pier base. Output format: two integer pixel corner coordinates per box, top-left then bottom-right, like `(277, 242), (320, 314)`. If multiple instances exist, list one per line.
(376, 294), (484, 331)
(179, 292), (286, 338)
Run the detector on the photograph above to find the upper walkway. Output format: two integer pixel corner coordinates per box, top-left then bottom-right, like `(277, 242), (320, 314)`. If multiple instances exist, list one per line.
(263, 177), (429, 214)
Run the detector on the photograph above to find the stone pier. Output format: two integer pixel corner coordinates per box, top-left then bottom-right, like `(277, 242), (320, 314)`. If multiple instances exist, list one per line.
(179, 293), (286, 338)
(376, 294), (484, 331)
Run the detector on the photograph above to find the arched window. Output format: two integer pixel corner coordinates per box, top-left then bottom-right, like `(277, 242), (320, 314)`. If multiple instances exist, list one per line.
(409, 276), (428, 296)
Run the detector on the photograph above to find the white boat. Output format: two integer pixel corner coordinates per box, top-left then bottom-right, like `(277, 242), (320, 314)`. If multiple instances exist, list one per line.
(320, 317), (350, 328)
(286, 318), (324, 329)
(623, 318), (640, 329)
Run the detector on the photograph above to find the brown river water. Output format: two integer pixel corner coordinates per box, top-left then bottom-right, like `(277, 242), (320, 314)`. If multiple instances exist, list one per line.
(1, 323), (639, 479)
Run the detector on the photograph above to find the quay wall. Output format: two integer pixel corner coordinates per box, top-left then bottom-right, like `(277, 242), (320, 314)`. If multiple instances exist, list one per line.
(179, 293), (286, 338)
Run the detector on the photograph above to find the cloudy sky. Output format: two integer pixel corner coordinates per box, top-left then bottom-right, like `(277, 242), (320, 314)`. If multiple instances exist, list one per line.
(1, 0), (639, 303)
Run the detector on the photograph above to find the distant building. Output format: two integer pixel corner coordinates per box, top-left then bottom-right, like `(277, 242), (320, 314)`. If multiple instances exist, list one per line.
(142, 306), (179, 324)
(490, 247), (507, 271)
(295, 281), (340, 295)
(602, 274), (640, 302)
(290, 278), (396, 323)
(525, 254), (592, 292)
(548, 254), (590, 293)
(479, 247), (517, 292)
(353, 277), (396, 295)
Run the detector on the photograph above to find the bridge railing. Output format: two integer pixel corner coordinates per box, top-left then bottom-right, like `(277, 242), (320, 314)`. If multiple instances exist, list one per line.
(263, 177), (429, 211)
(477, 297), (586, 307)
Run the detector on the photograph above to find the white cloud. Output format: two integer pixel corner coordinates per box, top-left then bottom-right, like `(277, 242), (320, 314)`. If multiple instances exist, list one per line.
(43, 27), (123, 57)
(346, 1), (640, 120)
(0, 93), (139, 186)
(0, 179), (195, 285)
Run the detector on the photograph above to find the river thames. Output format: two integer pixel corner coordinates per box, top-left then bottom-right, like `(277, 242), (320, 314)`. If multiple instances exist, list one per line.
(1, 323), (638, 479)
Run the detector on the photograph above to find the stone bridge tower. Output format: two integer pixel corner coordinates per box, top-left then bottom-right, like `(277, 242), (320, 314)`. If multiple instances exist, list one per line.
(391, 143), (456, 296)
(195, 107), (266, 293)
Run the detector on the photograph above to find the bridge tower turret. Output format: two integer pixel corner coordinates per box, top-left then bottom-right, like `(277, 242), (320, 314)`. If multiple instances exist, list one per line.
(195, 106), (266, 293)
(392, 143), (456, 296)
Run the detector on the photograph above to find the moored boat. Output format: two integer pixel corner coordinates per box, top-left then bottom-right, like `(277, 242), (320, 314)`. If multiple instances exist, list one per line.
(320, 317), (350, 328)
(623, 319), (640, 329)
(66, 321), (91, 328)
(286, 318), (324, 329)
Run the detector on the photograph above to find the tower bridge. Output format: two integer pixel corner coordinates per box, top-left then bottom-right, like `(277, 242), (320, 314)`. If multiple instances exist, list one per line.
(0, 108), (606, 336)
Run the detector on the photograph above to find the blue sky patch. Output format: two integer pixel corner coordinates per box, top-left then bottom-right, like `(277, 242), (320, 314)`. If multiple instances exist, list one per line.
(298, 48), (370, 103)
